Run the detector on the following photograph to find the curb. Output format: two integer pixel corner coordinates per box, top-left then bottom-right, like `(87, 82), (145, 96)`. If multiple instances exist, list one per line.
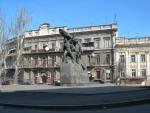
(4, 87), (149, 96)
(0, 97), (150, 110)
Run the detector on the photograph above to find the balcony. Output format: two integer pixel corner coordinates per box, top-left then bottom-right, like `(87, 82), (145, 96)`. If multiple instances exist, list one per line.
(82, 42), (94, 47)
(23, 60), (61, 68)
(5, 65), (16, 69)
(22, 47), (32, 54)
(82, 42), (94, 51)
(82, 47), (94, 51)
(89, 61), (113, 67)
(6, 48), (17, 56)
(23, 48), (63, 55)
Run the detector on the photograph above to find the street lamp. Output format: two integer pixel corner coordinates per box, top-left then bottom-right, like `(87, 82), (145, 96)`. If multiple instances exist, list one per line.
(91, 53), (95, 57)
(44, 45), (57, 85)
(44, 45), (50, 51)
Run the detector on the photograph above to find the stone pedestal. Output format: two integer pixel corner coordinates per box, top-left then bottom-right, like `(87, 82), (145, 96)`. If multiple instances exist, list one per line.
(60, 63), (89, 85)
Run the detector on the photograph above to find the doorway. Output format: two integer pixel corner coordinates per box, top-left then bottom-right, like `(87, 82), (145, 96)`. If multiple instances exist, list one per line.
(41, 73), (47, 83)
(96, 71), (101, 79)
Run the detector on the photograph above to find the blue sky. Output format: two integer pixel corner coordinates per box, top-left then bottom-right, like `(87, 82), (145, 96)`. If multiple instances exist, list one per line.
(0, 0), (150, 37)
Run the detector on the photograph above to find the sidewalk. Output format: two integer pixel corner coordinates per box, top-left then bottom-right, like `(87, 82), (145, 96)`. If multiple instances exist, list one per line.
(0, 83), (116, 92)
(0, 84), (66, 92)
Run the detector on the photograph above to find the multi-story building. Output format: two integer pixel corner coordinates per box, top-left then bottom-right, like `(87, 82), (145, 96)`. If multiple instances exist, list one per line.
(4, 38), (18, 83)
(5, 23), (117, 84)
(0, 49), (4, 81)
(115, 37), (150, 84)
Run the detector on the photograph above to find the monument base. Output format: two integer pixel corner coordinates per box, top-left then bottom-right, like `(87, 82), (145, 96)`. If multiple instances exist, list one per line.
(60, 63), (89, 86)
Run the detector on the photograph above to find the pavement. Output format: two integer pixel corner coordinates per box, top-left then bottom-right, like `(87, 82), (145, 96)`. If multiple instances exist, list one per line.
(0, 83), (116, 92)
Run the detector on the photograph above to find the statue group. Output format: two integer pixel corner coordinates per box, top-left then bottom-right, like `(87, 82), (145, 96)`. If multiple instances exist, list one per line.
(59, 29), (89, 85)
(59, 29), (82, 64)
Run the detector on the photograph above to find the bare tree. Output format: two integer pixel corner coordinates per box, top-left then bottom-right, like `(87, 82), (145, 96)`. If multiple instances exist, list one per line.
(0, 9), (7, 82)
(9, 8), (32, 84)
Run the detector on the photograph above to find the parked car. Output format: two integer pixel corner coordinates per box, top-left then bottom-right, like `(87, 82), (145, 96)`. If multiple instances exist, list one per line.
(22, 79), (32, 85)
(2, 80), (10, 85)
(54, 80), (61, 86)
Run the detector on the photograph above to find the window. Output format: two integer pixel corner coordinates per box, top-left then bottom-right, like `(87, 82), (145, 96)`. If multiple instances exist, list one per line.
(120, 71), (125, 77)
(27, 56), (31, 63)
(84, 38), (91, 43)
(35, 45), (37, 50)
(141, 69), (146, 77)
(94, 38), (100, 48)
(88, 55), (91, 64)
(78, 39), (82, 43)
(60, 42), (63, 50)
(52, 55), (56, 66)
(131, 69), (136, 77)
(131, 55), (136, 62)
(120, 55), (125, 63)
(52, 43), (56, 49)
(43, 44), (47, 50)
(42, 56), (48, 67)
(103, 37), (110, 48)
(96, 55), (100, 65)
(141, 54), (146, 62)
(96, 71), (101, 79)
(106, 54), (110, 64)
(34, 57), (38, 66)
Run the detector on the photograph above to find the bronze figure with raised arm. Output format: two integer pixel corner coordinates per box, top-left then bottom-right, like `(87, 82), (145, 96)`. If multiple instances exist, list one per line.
(59, 29), (74, 63)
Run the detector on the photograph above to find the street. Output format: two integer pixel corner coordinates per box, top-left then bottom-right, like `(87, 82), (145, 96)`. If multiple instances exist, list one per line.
(0, 86), (150, 112)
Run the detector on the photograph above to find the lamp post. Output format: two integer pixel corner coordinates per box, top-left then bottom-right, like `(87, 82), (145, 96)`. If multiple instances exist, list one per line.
(45, 46), (49, 52)
(91, 53), (95, 57)
(44, 45), (58, 85)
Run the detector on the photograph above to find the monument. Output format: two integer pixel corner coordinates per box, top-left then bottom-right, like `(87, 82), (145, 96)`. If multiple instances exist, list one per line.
(59, 29), (89, 85)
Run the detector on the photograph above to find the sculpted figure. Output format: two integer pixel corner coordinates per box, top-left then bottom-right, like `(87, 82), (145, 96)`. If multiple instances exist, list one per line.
(59, 29), (82, 64)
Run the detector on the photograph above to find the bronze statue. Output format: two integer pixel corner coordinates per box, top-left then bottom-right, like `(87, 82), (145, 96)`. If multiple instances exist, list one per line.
(59, 29), (82, 64)
(59, 29), (89, 85)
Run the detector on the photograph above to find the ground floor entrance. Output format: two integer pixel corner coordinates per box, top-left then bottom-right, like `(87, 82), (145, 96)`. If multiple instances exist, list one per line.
(23, 69), (60, 85)
(90, 67), (113, 83)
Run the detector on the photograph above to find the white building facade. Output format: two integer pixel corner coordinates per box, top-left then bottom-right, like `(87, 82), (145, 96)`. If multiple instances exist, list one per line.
(115, 37), (150, 84)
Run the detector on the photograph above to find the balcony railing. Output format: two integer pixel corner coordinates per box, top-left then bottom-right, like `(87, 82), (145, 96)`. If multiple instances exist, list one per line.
(82, 42), (94, 51)
(23, 48), (63, 54)
(5, 65), (16, 69)
(23, 60), (61, 68)
(82, 47), (94, 51)
(82, 42), (94, 47)
(89, 61), (112, 67)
